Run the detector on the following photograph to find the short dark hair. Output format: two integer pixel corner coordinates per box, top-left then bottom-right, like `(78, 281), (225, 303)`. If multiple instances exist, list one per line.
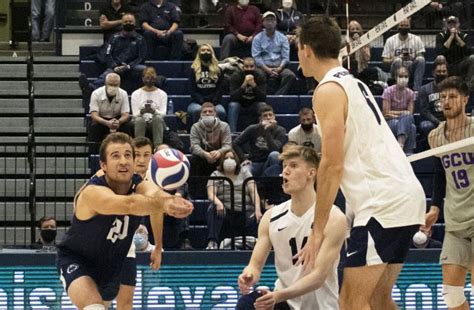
(38, 216), (56, 229)
(298, 16), (341, 59)
(298, 107), (313, 118)
(133, 136), (153, 151)
(259, 104), (274, 116)
(217, 149), (241, 175)
(99, 132), (135, 162)
(438, 76), (469, 96)
(201, 102), (216, 110)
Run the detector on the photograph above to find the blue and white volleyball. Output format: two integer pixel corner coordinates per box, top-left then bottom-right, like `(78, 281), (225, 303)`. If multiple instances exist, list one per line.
(146, 148), (190, 190)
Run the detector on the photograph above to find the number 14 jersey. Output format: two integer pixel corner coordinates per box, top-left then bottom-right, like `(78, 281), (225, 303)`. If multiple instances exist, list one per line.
(316, 67), (425, 229)
(269, 200), (339, 310)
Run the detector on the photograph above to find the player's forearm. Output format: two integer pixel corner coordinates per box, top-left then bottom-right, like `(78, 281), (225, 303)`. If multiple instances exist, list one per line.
(150, 211), (164, 250)
(274, 271), (326, 303)
(125, 194), (163, 216)
(313, 161), (343, 236)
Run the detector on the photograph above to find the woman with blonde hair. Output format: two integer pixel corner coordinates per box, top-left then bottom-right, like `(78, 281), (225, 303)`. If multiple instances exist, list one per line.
(188, 44), (226, 126)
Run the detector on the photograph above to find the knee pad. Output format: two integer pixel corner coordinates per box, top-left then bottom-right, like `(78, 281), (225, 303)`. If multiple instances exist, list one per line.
(442, 285), (466, 308)
(84, 304), (105, 310)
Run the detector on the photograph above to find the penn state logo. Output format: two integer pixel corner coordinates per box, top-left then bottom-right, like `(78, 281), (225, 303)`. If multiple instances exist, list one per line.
(67, 264), (79, 274)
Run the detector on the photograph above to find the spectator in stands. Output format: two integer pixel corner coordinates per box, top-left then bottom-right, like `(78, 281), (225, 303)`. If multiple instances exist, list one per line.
(190, 102), (232, 177)
(288, 107), (321, 152)
(233, 104), (287, 176)
(382, 18), (426, 91)
(252, 11), (295, 95)
(140, 0), (184, 60)
(131, 67), (167, 148)
(424, 0), (467, 28)
(275, 0), (303, 53)
(382, 66), (417, 154)
(221, 0), (262, 60)
(88, 73), (133, 152)
(99, 0), (133, 43)
(80, 13), (147, 95)
(416, 56), (448, 146)
(32, 216), (57, 250)
(188, 44), (226, 126)
(199, 0), (223, 14)
(206, 149), (261, 250)
(31, 0), (55, 42)
(133, 224), (156, 251)
(435, 15), (474, 90)
(228, 57), (267, 132)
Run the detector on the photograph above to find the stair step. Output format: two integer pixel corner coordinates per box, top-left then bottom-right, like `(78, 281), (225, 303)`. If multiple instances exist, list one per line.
(0, 157), (90, 175)
(0, 178), (88, 198)
(0, 202), (74, 222)
(34, 81), (82, 96)
(0, 64), (27, 78)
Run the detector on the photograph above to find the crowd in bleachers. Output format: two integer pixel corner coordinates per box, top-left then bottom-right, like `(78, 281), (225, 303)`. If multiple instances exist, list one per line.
(74, 0), (474, 249)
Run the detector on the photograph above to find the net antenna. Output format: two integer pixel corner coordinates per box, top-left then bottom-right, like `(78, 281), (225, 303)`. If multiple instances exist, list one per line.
(345, 0), (350, 70)
(339, 0), (431, 60)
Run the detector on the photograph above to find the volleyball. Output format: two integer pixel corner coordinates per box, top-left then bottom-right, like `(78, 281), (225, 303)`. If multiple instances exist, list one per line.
(146, 148), (190, 190)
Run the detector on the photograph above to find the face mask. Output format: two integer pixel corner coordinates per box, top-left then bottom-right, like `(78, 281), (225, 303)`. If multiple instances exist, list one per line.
(238, 0), (249, 6)
(244, 70), (254, 76)
(123, 23), (135, 32)
(223, 158), (237, 172)
(301, 123), (313, 131)
(200, 53), (212, 62)
(412, 231), (429, 248)
(133, 233), (148, 251)
(398, 28), (409, 36)
(349, 32), (360, 39)
(282, 0), (293, 9)
(435, 74), (447, 84)
(40, 229), (57, 243)
(106, 86), (119, 97)
(201, 115), (215, 127)
(396, 77), (409, 87)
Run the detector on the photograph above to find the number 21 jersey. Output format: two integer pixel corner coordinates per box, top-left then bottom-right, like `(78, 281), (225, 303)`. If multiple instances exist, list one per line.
(316, 67), (425, 229)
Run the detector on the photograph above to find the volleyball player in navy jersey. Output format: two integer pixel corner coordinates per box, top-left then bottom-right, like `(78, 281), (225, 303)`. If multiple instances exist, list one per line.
(56, 133), (193, 310)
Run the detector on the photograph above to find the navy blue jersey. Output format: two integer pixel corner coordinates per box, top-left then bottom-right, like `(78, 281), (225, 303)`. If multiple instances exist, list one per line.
(57, 174), (143, 271)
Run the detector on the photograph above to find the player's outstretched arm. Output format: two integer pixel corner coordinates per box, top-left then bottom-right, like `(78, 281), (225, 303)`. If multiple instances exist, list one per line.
(238, 210), (273, 295)
(256, 208), (347, 307)
(149, 211), (164, 270)
(296, 82), (346, 268)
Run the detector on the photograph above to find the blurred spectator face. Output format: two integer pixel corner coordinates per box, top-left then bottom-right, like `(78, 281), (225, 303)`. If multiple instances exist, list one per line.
(398, 19), (411, 36)
(134, 144), (153, 177)
(105, 74), (120, 97)
(263, 16), (277, 32)
(396, 67), (409, 88)
(238, 0), (249, 7)
(282, 0), (293, 9)
(300, 112), (315, 132)
(348, 21), (362, 40)
(122, 14), (136, 32)
(199, 45), (213, 63)
(111, 0), (122, 6)
(133, 224), (149, 251)
(142, 68), (157, 87)
(260, 110), (276, 123)
(433, 64), (448, 84)
(447, 16), (460, 32)
(40, 219), (57, 244)
(201, 105), (217, 117)
(243, 58), (256, 75)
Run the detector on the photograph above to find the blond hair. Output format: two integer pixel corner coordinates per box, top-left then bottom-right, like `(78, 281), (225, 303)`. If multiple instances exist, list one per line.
(279, 144), (320, 168)
(191, 44), (220, 81)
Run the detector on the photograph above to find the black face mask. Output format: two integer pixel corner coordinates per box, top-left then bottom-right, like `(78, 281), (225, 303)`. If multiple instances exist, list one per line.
(349, 32), (360, 39)
(398, 28), (409, 36)
(301, 123), (313, 131)
(123, 23), (135, 32)
(41, 229), (57, 243)
(200, 53), (212, 62)
(435, 74), (447, 84)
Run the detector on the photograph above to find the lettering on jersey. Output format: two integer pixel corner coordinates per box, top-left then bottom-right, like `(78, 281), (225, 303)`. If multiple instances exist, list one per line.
(107, 216), (130, 243)
(441, 152), (473, 189)
(333, 70), (350, 79)
(290, 236), (308, 265)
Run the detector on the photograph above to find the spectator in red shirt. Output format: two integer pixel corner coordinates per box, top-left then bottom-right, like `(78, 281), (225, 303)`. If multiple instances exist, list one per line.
(220, 0), (262, 60)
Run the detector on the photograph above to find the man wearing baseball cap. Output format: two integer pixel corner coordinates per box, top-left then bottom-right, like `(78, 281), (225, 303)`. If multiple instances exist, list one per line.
(251, 11), (296, 95)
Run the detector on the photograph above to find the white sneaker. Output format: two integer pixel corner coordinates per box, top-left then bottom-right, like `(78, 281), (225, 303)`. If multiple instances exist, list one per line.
(206, 241), (218, 250)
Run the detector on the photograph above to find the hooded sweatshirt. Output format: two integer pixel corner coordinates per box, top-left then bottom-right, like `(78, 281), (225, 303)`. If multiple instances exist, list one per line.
(190, 117), (232, 157)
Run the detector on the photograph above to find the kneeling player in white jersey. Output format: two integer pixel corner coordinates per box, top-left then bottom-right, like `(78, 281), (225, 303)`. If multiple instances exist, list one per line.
(295, 17), (425, 310)
(237, 145), (346, 309)
(425, 76), (474, 310)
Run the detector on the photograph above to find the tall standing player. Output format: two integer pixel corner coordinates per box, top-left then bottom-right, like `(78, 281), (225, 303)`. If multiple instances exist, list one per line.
(424, 76), (473, 310)
(56, 133), (193, 309)
(295, 17), (425, 309)
(237, 145), (346, 309)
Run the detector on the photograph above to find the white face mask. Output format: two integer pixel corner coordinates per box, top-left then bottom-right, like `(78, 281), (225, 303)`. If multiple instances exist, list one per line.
(223, 158), (237, 172)
(133, 233), (148, 251)
(239, 0), (249, 6)
(201, 115), (215, 127)
(396, 77), (409, 87)
(282, 0), (293, 9)
(106, 86), (119, 97)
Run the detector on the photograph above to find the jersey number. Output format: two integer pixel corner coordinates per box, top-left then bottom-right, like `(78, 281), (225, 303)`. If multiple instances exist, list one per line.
(357, 82), (381, 125)
(289, 237), (308, 265)
(451, 169), (470, 189)
(107, 216), (129, 243)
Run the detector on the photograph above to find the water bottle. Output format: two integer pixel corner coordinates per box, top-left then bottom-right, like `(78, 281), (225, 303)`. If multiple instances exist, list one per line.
(167, 98), (174, 115)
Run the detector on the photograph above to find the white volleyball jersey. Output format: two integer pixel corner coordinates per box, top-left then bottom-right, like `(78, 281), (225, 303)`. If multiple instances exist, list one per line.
(316, 67), (425, 228)
(269, 200), (339, 310)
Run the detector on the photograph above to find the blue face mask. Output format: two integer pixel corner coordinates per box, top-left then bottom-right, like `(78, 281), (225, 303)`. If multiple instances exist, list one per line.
(133, 233), (148, 250)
